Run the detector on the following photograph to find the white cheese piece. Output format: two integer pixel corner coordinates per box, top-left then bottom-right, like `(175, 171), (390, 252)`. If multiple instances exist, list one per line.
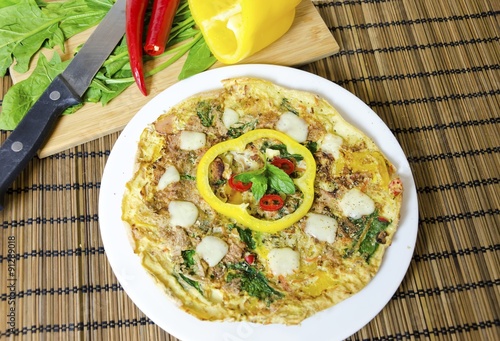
(196, 236), (228, 267)
(168, 201), (199, 227)
(275, 112), (309, 143)
(265, 148), (280, 160)
(268, 248), (300, 276)
(320, 133), (343, 159)
(179, 131), (206, 150)
(222, 108), (240, 129)
(231, 150), (261, 170)
(157, 165), (180, 190)
(305, 213), (338, 244)
(339, 188), (375, 219)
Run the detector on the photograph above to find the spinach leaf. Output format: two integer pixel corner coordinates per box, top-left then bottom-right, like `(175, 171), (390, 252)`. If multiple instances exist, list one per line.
(0, 0), (111, 76)
(178, 273), (203, 295)
(227, 120), (257, 138)
(178, 37), (216, 80)
(196, 100), (215, 127)
(227, 262), (283, 304)
(236, 226), (256, 250)
(0, 53), (73, 130)
(358, 215), (390, 262)
(261, 142), (304, 162)
(181, 250), (196, 268)
(280, 97), (299, 115)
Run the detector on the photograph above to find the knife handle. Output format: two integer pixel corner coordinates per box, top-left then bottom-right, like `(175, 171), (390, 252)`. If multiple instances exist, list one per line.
(0, 75), (82, 210)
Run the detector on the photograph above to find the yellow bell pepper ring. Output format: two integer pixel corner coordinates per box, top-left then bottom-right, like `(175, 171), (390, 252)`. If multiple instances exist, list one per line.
(188, 0), (302, 64)
(196, 129), (316, 233)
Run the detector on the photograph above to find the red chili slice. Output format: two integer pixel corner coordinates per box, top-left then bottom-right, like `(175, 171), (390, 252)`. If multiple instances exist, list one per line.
(228, 175), (252, 192)
(259, 194), (284, 211)
(271, 157), (295, 174)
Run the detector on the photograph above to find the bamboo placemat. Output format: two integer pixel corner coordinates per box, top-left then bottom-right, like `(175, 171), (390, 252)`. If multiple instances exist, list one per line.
(1, 0), (499, 340)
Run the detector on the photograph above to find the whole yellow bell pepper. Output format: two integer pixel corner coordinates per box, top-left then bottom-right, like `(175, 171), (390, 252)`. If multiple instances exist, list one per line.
(188, 0), (302, 64)
(196, 129), (316, 233)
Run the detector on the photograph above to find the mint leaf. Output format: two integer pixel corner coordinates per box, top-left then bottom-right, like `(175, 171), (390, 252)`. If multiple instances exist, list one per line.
(250, 175), (267, 201)
(267, 164), (295, 195)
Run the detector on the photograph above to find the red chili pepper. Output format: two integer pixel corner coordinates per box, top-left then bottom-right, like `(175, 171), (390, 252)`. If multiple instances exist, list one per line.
(244, 254), (255, 265)
(259, 194), (284, 211)
(144, 0), (181, 56)
(228, 175), (252, 192)
(126, 0), (148, 96)
(378, 216), (389, 223)
(271, 157), (295, 174)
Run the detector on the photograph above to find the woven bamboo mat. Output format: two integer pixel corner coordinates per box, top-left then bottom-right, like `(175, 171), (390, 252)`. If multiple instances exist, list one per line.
(1, 0), (499, 340)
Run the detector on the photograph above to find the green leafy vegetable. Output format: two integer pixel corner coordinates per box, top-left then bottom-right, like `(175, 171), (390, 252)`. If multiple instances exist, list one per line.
(227, 262), (283, 304)
(0, 0), (216, 131)
(196, 100), (215, 127)
(227, 120), (258, 138)
(178, 273), (203, 295)
(0, 0), (112, 76)
(236, 226), (256, 250)
(305, 141), (318, 154)
(235, 163), (295, 201)
(358, 215), (390, 262)
(181, 249), (196, 268)
(280, 97), (299, 115)
(261, 142), (304, 162)
(178, 36), (216, 80)
(0, 53), (78, 130)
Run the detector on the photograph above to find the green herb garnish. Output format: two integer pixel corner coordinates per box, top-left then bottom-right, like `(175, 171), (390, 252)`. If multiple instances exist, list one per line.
(178, 273), (203, 295)
(227, 262), (283, 303)
(235, 163), (295, 201)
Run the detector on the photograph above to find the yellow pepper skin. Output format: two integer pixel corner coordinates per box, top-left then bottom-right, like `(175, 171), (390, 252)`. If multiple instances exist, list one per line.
(188, 0), (302, 64)
(196, 129), (316, 233)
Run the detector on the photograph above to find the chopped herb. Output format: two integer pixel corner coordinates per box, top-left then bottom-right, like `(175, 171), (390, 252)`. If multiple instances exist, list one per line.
(196, 100), (214, 127)
(260, 142), (304, 162)
(305, 141), (318, 154)
(236, 226), (256, 250)
(181, 249), (196, 268)
(280, 98), (299, 115)
(358, 215), (390, 262)
(227, 120), (257, 138)
(180, 174), (196, 180)
(227, 262), (283, 304)
(178, 273), (203, 295)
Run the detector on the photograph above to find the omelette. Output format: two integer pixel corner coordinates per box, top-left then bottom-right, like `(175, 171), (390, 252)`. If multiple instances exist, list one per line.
(122, 77), (403, 325)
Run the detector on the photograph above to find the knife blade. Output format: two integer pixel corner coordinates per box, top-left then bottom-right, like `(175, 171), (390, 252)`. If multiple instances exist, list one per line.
(0, 0), (127, 210)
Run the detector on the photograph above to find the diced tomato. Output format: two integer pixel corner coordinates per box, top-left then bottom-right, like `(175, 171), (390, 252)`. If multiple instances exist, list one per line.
(271, 157), (295, 174)
(259, 194), (284, 211)
(228, 175), (252, 192)
(244, 253), (255, 264)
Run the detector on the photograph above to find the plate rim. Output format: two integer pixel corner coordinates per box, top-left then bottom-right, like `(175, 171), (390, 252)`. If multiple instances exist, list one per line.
(98, 64), (419, 341)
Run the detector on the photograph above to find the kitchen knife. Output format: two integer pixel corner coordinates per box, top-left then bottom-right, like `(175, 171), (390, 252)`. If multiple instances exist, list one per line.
(0, 0), (127, 210)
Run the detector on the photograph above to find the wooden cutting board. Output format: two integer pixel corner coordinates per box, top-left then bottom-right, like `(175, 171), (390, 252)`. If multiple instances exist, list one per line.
(10, 0), (339, 158)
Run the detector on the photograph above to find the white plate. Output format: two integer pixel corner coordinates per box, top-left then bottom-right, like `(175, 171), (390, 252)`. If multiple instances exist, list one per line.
(99, 64), (418, 341)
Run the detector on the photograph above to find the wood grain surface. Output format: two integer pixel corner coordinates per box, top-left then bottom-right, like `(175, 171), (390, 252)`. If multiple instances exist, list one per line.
(9, 0), (339, 158)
